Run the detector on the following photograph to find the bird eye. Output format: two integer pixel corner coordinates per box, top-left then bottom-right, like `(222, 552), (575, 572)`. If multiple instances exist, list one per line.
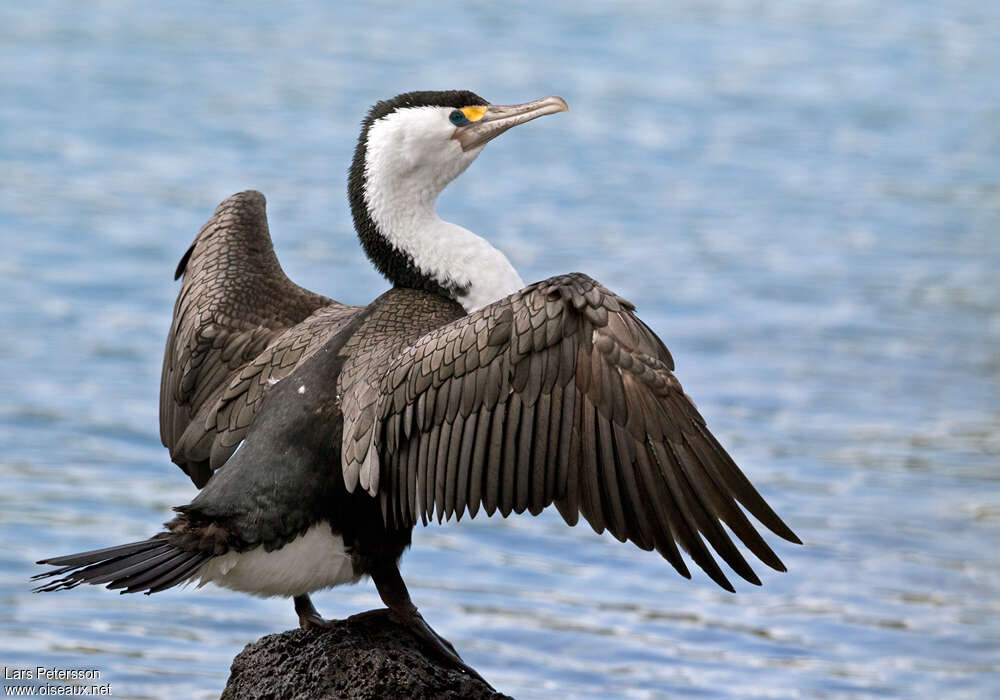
(449, 110), (469, 126)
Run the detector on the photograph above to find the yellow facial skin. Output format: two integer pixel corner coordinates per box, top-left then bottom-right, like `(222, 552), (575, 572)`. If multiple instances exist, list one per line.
(451, 96), (568, 151)
(459, 106), (488, 122)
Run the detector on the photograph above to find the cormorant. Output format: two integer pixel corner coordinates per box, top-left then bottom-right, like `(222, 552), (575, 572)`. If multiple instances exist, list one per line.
(34, 90), (801, 681)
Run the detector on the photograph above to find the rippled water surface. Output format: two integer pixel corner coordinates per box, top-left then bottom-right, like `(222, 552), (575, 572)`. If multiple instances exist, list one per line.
(2, 2), (998, 698)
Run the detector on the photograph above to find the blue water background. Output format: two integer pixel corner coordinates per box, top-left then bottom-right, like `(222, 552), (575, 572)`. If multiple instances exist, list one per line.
(2, 1), (998, 697)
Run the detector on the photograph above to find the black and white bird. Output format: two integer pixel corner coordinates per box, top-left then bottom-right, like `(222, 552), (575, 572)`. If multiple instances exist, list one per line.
(34, 90), (801, 677)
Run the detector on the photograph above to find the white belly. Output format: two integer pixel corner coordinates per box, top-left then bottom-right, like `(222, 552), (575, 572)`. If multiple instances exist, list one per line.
(192, 522), (360, 597)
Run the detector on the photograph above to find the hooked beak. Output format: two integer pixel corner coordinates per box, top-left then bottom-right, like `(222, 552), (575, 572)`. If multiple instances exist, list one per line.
(453, 96), (569, 152)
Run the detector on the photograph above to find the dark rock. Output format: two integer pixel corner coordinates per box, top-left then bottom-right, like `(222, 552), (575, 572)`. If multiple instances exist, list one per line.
(221, 609), (511, 700)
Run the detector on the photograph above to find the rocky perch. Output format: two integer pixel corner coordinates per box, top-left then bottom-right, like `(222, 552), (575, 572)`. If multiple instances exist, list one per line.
(221, 609), (511, 699)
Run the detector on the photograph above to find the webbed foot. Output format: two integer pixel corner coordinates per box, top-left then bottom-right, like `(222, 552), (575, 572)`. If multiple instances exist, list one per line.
(294, 593), (338, 630)
(370, 562), (494, 690)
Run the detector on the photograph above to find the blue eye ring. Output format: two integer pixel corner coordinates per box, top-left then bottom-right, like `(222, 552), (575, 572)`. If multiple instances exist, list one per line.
(449, 110), (469, 126)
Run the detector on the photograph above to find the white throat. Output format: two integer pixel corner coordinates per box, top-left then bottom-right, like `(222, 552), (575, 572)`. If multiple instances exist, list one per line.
(363, 107), (524, 312)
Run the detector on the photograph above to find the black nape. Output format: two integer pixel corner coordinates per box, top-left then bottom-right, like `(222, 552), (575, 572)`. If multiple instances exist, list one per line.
(347, 91), (485, 298)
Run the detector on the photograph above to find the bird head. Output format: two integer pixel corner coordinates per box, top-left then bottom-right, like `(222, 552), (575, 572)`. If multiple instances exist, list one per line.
(348, 90), (568, 301)
(352, 91), (568, 196)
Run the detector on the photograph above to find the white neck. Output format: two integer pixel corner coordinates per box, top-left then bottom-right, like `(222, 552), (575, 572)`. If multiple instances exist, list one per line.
(362, 108), (524, 313)
(364, 189), (524, 313)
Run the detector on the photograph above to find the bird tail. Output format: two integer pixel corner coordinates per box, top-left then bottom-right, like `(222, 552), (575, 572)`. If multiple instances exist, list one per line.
(33, 535), (210, 595)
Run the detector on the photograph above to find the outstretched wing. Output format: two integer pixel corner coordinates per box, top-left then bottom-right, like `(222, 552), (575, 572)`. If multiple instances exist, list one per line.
(160, 190), (359, 487)
(345, 273), (800, 591)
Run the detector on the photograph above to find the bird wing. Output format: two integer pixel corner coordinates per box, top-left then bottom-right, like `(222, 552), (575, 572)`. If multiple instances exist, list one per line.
(344, 273), (800, 591)
(160, 190), (361, 488)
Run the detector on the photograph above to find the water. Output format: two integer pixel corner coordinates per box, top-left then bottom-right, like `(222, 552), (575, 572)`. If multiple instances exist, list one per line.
(2, 1), (998, 698)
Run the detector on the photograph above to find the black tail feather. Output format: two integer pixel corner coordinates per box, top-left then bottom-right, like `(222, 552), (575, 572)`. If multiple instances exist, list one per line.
(146, 553), (209, 594)
(33, 537), (210, 595)
(89, 546), (178, 586)
(111, 550), (197, 593)
(36, 539), (166, 569)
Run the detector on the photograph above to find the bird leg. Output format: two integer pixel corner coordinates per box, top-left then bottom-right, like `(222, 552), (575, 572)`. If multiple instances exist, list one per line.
(294, 593), (337, 629)
(369, 561), (493, 689)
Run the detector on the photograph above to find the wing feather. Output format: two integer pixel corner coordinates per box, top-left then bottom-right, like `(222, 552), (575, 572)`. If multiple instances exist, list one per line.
(500, 393), (522, 518)
(531, 391), (551, 516)
(453, 411), (477, 522)
(161, 191), (361, 487)
(436, 419), (454, 523)
(346, 273), (799, 591)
